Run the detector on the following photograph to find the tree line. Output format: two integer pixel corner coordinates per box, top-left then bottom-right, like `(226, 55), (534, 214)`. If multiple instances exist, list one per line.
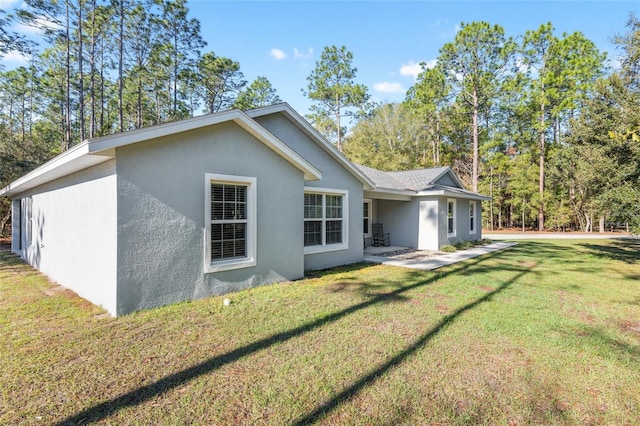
(0, 0), (281, 232)
(338, 20), (640, 234)
(1, 2), (639, 235)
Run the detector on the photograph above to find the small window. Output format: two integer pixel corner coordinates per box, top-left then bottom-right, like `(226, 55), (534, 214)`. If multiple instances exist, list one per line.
(304, 188), (348, 254)
(469, 200), (476, 234)
(205, 174), (256, 273)
(363, 200), (372, 236)
(447, 199), (456, 237)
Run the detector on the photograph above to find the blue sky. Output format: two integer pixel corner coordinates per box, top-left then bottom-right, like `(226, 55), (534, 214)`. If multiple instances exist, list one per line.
(3, 1), (640, 116)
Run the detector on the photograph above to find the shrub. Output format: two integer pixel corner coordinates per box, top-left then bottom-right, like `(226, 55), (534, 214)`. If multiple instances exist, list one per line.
(454, 241), (473, 250)
(441, 245), (456, 252)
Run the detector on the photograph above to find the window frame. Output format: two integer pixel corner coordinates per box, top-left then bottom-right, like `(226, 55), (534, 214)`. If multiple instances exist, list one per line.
(204, 173), (257, 273)
(469, 200), (476, 234)
(304, 187), (349, 254)
(363, 199), (372, 237)
(447, 198), (456, 238)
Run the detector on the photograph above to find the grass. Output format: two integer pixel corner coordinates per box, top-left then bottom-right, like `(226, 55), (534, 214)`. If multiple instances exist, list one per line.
(1, 239), (640, 425)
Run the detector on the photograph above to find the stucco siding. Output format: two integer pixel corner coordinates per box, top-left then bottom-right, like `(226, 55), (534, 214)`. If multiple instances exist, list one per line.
(377, 199), (419, 248)
(11, 160), (118, 315)
(253, 113), (364, 271)
(115, 122), (305, 315)
(434, 174), (458, 187)
(438, 198), (483, 247)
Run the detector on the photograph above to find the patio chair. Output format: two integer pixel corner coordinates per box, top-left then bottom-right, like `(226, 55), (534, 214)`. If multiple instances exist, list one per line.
(372, 223), (390, 247)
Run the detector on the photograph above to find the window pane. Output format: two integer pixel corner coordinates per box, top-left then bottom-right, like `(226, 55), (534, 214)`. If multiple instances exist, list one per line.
(326, 195), (342, 219)
(448, 218), (454, 234)
(212, 184), (224, 202)
(304, 221), (322, 246)
(304, 193), (323, 219)
(211, 207), (247, 261)
(326, 220), (342, 244)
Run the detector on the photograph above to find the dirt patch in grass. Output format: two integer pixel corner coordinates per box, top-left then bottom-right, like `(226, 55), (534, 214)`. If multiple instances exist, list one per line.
(518, 260), (538, 268)
(2, 240), (640, 424)
(619, 320), (640, 336)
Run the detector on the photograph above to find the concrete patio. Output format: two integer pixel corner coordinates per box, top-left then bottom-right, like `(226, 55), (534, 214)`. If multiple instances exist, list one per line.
(364, 241), (518, 271)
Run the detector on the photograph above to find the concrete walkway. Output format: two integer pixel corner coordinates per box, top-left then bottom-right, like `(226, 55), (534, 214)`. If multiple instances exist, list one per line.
(364, 241), (517, 271)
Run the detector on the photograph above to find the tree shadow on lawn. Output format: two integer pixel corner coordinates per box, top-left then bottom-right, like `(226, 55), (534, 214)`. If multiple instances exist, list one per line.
(55, 246), (531, 425)
(579, 238), (640, 265)
(291, 265), (533, 425)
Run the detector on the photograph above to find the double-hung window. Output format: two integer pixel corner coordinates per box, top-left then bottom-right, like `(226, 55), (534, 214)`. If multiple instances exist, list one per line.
(205, 173), (256, 273)
(447, 199), (456, 237)
(304, 188), (348, 253)
(469, 200), (476, 234)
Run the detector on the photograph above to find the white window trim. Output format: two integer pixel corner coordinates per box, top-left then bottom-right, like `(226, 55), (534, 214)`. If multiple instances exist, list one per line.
(469, 200), (476, 235)
(363, 199), (372, 237)
(204, 173), (257, 273)
(447, 198), (456, 238)
(304, 187), (349, 255)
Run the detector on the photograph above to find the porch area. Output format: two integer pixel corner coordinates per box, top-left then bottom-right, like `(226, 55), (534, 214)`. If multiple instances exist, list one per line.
(363, 245), (409, 256)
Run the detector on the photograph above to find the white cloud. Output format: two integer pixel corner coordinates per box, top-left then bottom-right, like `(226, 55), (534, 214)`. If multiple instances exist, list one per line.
(2, 49), (29, 63)
(270, 48), (287, 60)
(400, 60), (437, 80)
(13, 16), (62, 36)
(294, 47), (313, 59)
(400, 62), (422, 80)
(373, 81), (405, 94)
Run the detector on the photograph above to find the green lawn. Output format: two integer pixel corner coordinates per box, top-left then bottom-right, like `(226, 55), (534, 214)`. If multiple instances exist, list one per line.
(1, 239), (639, 425)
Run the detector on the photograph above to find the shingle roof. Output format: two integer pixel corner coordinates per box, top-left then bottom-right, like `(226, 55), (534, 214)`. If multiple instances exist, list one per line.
(354, 164), (406, 190)
(388, 167), (452, 191)
(355, 164), (458, 192)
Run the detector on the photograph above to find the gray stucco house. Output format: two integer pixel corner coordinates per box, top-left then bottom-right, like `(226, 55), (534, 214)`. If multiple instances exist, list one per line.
(1, 103), (489, 316)
(356, 164), (490, 251)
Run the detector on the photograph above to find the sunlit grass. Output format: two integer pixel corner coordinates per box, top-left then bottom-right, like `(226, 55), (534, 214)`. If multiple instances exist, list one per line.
(1, 239), (639, 425)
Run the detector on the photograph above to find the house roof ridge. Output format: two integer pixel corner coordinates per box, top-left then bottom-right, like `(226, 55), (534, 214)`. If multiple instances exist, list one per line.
(1, 107), (323, 197)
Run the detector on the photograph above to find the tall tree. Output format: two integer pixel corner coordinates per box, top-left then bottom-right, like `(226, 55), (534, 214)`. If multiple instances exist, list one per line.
(304, 45), (369, 151)
(438, 22), (516, 192)
(234, 76), (281, 110)
(343, 103), (430, 170)
(405, 64), (451, 166)
(198, 52), (246, 113)
(0, 9), (32, 57)
(157, 0), (205, 118)
(521, 23), (604, 230)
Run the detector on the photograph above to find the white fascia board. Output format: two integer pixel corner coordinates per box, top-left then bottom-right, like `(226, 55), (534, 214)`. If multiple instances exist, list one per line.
(0, 142), (113, 197)
(231, 114), (321, 181)
(1, 109), (323, 198)
(88, 108), (321, 182)
(363, 188), (412, 201)
(88, 109), (242, 153)
(247, 103), (376, 190)
(416, 188), (491, 201)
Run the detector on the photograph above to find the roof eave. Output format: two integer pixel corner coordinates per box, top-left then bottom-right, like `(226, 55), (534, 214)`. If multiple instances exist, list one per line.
(247, 103), (375, 190)
(364, 187), (413, 201)
(0, 143), (115, 197)
(416, 189), (491, 200)
(1, 109), (322, 198)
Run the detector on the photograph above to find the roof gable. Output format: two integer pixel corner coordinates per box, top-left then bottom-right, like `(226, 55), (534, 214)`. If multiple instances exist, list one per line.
(388, 167), (463, 191)
(247, 103), (375, 190)
(356, 164), (490, 201)
(1, 109), (322, 197)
